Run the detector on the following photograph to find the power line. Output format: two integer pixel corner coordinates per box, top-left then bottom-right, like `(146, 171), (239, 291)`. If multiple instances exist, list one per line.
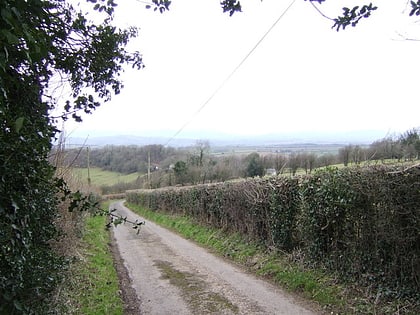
(164, 0), (297, 146)
(308, 0), (334, 21)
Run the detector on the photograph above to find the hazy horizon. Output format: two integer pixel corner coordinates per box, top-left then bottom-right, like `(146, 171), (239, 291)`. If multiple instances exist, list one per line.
(63, 128), (401, 148)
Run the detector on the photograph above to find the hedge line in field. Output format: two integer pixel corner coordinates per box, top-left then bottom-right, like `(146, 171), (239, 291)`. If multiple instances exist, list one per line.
(126, 165), (420, 298)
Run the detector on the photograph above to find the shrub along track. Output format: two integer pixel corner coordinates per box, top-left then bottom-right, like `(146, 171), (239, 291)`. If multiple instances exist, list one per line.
(110, 200), (318, 314)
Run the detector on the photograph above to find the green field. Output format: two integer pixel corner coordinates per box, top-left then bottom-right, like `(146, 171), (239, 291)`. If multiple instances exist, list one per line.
(72, 167), (141, 186)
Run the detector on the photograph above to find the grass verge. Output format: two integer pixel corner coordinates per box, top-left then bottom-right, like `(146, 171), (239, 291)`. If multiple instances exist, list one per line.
(54, 201), (124, 315)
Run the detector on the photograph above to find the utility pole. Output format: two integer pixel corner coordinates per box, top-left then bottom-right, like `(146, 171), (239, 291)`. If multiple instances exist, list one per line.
(147, 150), (151, 189)
(87, 146), (91, 187)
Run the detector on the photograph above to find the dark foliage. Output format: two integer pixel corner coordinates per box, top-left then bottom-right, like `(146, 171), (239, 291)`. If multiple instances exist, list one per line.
(0, 0), (140, 313)
(220, 0), (242, 16)
(145, 0), (171, 13)
(332, 3), (377, 31)
(245, 153), (264, 178)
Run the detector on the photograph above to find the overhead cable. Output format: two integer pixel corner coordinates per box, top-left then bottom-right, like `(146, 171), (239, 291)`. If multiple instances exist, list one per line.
(164, 0), (297, 146)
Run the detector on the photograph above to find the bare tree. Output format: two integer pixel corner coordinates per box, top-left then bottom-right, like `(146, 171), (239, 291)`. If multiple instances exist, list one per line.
(288, 153), (300, 176)
(194, 140), (210, 167)
(338, 145), (352, 166)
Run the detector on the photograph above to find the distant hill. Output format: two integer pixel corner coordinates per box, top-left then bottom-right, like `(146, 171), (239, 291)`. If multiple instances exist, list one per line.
(64, 130), (387, 148)
(65, 135), (195, 148)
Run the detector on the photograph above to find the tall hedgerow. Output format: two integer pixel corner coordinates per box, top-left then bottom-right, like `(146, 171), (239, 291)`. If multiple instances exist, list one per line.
(127, 165), (420, 300)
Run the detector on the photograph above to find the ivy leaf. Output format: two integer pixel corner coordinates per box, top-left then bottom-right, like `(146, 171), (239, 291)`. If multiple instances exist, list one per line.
(13, 300), (23, 311)
(2, 29), (20, 44)
(15, 117), (24, 133)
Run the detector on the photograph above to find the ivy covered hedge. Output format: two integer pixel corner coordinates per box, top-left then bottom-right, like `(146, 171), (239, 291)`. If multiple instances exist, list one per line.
(127, 165), (420, 298)
(300, 166), (419, 298)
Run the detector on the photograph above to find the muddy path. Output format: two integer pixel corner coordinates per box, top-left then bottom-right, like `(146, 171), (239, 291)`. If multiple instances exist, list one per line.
(111, 200), (318, 315)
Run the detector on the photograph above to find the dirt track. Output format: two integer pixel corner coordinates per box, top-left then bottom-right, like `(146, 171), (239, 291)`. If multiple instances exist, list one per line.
(111, 200), (318, 314)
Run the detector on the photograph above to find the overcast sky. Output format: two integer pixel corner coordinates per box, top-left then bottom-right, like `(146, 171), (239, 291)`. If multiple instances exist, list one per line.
(64, 0), (420, 141)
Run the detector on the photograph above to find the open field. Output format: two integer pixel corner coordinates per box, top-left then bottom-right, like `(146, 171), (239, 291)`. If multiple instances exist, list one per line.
(211, 142), (350, 156)
(72, 167), (141, 186)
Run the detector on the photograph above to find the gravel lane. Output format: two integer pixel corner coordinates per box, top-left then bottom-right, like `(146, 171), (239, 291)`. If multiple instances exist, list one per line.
(111, 200), (318, 315)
